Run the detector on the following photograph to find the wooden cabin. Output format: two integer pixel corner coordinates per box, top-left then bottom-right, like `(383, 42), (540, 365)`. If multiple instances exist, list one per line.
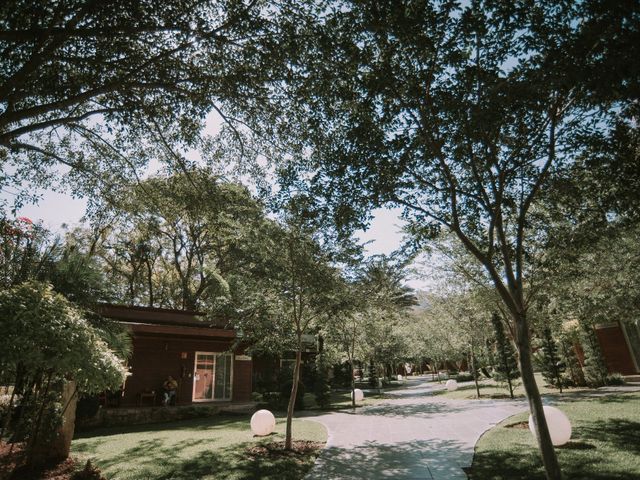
(98, 305), (253, 407)
(595, 320), (640, 376)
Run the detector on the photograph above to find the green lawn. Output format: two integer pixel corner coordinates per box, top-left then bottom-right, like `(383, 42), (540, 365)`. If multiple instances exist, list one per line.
(72, 414), (327, 480)
(467, 391), (640, 479)
(431, 373), (592, 400)
(301, 388), (387, 410)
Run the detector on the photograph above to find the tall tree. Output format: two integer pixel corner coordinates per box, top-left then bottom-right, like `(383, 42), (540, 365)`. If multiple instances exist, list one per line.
(87, 170), (270, 310)
(275, 202), (339, 450)
(491, 312), (520, 399)
(0, 0), (305, 211)
(255, 2), (639, 477)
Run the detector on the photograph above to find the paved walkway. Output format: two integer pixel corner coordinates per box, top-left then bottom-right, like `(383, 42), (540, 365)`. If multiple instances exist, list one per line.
(304, 377), (526, 480)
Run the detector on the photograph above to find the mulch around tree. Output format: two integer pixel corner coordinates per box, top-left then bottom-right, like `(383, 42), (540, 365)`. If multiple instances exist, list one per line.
(0, 441), (100, 480)
(246, 440), (324, 464)
(504, 421), (529, 429)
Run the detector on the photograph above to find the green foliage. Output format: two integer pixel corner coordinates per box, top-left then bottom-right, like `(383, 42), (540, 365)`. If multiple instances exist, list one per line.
(605, 373), (626, 386)
(89, 170), (269, 311)
(580, 323), (610, 387)
(313, 353), (332, 409)
(277, 367), (305, 411)
(367, 359), (377, 389)
(455, 372), (475, 382)
(0, 217), (54, 286)
(71, 460), (107, 480)
(0, 281), (127, 394)
(0, 0), (292, 208)
(0, 281), (127, 463)
(331, 362), (352, 388)
(557, 325), (586, 387)
(1, 217), (113, 306)
(490, 313), (520, 398)
(535, 326), (565, 391)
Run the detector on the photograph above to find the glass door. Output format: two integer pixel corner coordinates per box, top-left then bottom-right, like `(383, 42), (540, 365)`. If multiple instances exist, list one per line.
(193, 353), (214, 401)
(193, 352), (233, 401)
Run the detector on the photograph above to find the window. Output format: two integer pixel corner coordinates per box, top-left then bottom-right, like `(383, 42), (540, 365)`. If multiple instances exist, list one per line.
(193, 352), (233, 401)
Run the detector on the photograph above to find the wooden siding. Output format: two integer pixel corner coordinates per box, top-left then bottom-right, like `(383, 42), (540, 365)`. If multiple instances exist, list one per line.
(233, 357), (253, 402)
(122, 334), (251, 406)
(595, 323), (638, 375)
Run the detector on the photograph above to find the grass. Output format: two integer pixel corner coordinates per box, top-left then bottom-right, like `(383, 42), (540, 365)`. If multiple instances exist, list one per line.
(431, 373), (592, 400)
(301, 388), (388, 411)
(71, 414), (327, 480)
(467, 391), (640, 479)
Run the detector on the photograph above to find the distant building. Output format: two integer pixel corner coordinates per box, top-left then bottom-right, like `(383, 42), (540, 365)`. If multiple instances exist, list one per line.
(595, 320), (640, 376)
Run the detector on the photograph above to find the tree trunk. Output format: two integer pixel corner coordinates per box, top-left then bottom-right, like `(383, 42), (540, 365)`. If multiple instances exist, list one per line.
(470, 346), (480, 398)
(507, 370), (515, 399)
(350, 361), (356, 408)
(514, 313), (562, 480)
(52, 381), (77, 460)
(285, 344), (302, 450)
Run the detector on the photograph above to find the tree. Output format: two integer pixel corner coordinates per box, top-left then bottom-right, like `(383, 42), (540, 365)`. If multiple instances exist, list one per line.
(275, 210), (338, 450)
(0, 0), (293, 209)
(536, 326), (565, 392)
(323, 290), (367, 408)
(490, 312), (520, 399)
(255, 2), (638, 477)
(1, 217), (56, 287)
(313, 350), (332, 409)
(86, 170), (270, 310)
(0, 281), (127, 470)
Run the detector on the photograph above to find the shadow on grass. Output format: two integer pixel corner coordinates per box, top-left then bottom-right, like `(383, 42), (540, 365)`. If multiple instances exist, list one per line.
(76, 434), (320, 480)
(577, 418), (640, 454)
(74, 414), (246, 440)
(469, 447), (638, 480)
(99, 441), (317, 480)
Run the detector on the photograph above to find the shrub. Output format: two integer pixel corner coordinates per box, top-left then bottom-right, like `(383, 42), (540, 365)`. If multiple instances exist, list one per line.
(491, 312), (520, 398)
(332, 362), (351, 387)
(71, 460), (107, 480)
(276, 367), (305, 410)
(250, 392), (263, 402)
(605, 373), (625, 386)
(76, 396), (101, 420)
(261, 391), (281, 409)
(580, 324), (609, 387)
(455, 372), (474, 382)
(536, 326), (565, 391)
(313, 353), (332, 409)
(0, 281), (128, 467)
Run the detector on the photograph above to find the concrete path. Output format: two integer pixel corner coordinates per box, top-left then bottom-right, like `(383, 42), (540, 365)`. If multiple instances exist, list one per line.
(304, 377), (526, 480)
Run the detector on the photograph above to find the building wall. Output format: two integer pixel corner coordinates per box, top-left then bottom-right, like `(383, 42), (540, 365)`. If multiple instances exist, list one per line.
(595, 323), (639, 375)
(122, 335), (252, 406)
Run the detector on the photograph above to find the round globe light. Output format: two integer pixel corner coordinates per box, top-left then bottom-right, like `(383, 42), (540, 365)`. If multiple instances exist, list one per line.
(397, 374), (403, 381)
(250, 409), (276, 436)
(446, 379), (458, 391)
(351, 388), (364, 402)
(528, 406), (572, 446)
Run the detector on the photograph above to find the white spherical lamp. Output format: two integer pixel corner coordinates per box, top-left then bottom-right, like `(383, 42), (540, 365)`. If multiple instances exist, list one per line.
(528, 406), (572, 446)
(351, 388), (364, 402)
(397, 374), (403, 381)
(446, 379), (458, 391)
(250, 409), (276, 436)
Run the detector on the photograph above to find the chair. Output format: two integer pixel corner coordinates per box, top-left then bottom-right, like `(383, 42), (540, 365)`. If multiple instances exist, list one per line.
(137, 390), (156, 407)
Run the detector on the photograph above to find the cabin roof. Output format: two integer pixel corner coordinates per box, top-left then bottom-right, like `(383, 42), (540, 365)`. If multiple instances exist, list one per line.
(97, 304), (232, 331)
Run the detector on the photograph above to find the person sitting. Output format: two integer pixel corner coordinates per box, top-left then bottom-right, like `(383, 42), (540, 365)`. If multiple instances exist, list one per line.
(162, 375), (178, 406)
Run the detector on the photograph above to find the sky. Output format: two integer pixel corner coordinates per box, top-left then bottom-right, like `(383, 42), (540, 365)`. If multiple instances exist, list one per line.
(2, 113), (432, 290)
